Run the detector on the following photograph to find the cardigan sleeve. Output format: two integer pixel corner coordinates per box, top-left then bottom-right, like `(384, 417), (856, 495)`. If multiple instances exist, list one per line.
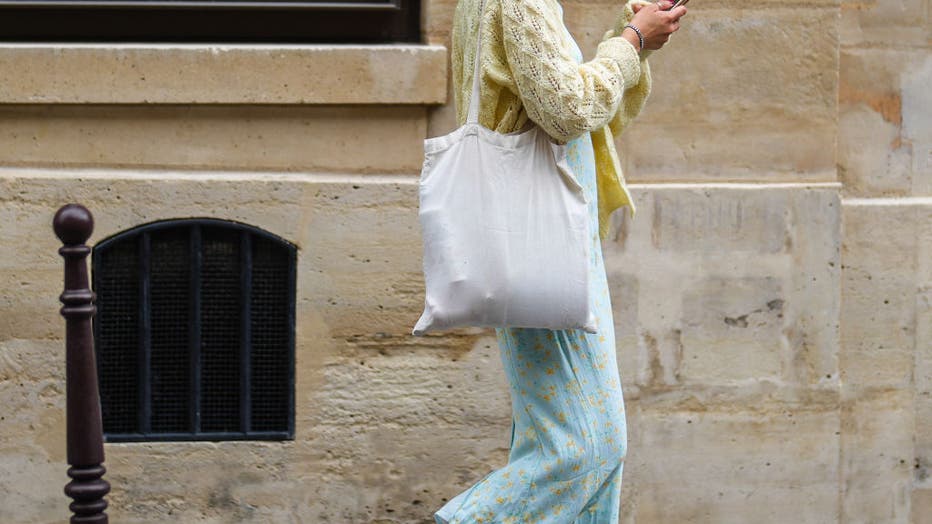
(601, 0), (653, 137)
(499, 0), (643, 143)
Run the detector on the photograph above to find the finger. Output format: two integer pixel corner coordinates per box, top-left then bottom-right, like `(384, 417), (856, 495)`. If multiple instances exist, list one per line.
(670, 5), (687, 19)
(657, 0), (674, 10)
(632, 3), (643, 13)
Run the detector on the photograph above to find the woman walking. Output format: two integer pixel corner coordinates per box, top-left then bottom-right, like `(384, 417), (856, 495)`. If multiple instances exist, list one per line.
(433, 0), (686, 522)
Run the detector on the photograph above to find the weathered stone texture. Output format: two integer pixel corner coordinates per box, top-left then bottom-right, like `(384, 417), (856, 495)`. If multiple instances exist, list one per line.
(607, 185), (841, 393)
(840, 200), (932, 524)
(631, 407), (839, 524)
(620, 7), (840, 182)
(0, 45), (448, 105)
(1, 0), (931, 522)
(838, 0), (932, 198)
(0, 106), (429, 174)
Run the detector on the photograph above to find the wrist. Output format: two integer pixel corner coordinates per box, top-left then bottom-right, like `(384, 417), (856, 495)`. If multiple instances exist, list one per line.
(622, 25), (643, 53)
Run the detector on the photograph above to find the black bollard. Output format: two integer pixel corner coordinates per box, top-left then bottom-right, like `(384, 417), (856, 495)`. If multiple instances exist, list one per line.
(53, 203), (110, 524)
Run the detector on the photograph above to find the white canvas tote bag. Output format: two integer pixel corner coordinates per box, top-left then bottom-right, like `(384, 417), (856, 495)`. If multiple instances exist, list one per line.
(412, 0), (596, 336)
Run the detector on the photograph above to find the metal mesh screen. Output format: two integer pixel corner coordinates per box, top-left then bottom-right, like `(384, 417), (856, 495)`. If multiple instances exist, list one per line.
(250, 235), (291, 432)
(95, 238), (140, 434)
(93, 219), (295, 441)
(149, 229), (192, 432)
(199, 226), (243, 433)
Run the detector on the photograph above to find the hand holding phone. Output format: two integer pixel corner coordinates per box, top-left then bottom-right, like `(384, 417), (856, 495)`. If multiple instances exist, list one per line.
(626, 0), (688, 51)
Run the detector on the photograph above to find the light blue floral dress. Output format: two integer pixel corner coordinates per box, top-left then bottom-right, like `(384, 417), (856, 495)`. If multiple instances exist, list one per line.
(434, 8), (629, 524)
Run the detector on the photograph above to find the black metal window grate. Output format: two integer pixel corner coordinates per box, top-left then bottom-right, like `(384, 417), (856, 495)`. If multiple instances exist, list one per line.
(92, 218), (296, 442)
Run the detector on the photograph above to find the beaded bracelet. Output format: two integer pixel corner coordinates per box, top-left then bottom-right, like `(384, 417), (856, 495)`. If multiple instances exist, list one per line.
(623, 23), (644, 51)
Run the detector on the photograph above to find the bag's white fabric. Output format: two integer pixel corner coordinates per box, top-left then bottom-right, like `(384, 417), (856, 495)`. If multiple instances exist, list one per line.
(412, 0), (596, 336)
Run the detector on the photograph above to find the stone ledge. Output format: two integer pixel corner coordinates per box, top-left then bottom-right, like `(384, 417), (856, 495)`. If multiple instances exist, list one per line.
(0, 44), (448, 105)
(0, 168), (848, 188)
(842, 196), (932, 207)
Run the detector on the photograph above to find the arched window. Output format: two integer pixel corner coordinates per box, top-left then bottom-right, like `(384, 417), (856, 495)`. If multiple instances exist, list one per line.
(91, 218), (296, 442)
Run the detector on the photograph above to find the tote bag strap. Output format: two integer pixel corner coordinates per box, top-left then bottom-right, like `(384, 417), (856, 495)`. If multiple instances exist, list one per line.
(466, 0), (486, 125)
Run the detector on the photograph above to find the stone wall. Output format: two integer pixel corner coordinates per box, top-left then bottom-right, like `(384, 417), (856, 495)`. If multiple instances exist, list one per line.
(837, 0), (932, 521)
(0, 0), (929, 523)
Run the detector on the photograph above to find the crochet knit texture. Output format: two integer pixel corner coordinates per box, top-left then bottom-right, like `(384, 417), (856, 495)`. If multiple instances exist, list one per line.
(451, 0), (652, 238)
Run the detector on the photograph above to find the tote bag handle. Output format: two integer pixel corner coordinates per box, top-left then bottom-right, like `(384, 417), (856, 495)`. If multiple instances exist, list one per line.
(466, 0), (486, 125)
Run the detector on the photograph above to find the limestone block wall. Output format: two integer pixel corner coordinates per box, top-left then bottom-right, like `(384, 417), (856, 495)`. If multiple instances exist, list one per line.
(836, 0), (932, 521)
(0, 0), (929, 523)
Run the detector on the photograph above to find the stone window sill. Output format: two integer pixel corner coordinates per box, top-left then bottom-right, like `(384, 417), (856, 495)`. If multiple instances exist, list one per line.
(0, 43), (447, 105)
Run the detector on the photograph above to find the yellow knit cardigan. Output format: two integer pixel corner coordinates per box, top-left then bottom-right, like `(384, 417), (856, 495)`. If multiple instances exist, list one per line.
(451, 0), (652, 239)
